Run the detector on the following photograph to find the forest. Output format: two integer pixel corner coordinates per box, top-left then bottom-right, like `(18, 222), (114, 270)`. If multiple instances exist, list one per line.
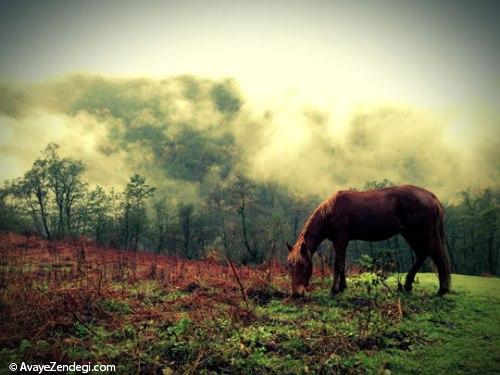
(0, 75), (499, 375)
(1, 1), (500, 373)
(0, 133), (498, 373)
(1, 75), (499, 275)
(1, 139), (498, 276)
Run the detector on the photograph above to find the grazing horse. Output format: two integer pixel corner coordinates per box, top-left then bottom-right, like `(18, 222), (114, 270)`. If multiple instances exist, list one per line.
(286, 185), (451, 297)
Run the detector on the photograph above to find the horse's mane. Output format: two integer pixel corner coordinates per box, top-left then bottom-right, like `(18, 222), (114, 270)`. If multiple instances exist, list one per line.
(300, 193), (337, 239)
(288, 193), (338, 264)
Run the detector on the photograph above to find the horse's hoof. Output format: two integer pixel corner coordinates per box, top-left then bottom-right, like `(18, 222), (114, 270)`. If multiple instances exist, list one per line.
(397, 282), (404, 292)
(330, 289), (342, 298)
(436, 288), (450, 297)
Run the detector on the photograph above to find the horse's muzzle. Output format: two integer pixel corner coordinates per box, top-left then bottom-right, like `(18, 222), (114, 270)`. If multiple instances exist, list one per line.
(291, 285), (306, 298)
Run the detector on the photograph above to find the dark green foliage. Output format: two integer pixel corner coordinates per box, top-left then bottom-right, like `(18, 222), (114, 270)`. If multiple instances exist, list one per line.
(5, 143), (87, 239)
(445, 189), (500, 275)
(120, 174), (156, 250)
(0, 183), (32, 233)
(0, 142), (498, 273)
(86, 186), (112, 244)
(363, 179), (395, 190)
(210, 80), (242, 116)
(162, 128), (237, 182)
(70, 77), (151, 123)
(63, 75), (244, 186)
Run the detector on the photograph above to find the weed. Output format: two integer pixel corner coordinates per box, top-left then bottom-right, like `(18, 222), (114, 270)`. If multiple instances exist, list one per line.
(0, 234), (498, 374)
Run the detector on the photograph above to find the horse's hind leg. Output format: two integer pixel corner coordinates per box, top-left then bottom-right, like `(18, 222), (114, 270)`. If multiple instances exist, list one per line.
(402, 232), (429, 292)
(429, 252), (450, 296)
(404, 254), (427, 292)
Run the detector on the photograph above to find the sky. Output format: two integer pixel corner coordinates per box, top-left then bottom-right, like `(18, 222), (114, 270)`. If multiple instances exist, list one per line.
(0, 0), (499, 198)
(1, 0), (499, 107)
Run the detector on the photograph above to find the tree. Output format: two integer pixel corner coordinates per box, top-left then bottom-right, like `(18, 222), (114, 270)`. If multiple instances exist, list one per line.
(480, 189), (499, 274)
(153, 199), (170, 253)
(44, 143), (87, 237)
(209, 182), (231, 257)
(364, 179), (395, 190)
(0, 182), (32, 233)
(85, 186), (111, 244)
(9, 143), (87, 239)
(121, 174), (156, 250)
(444, 189), (499, 276)
(19, 158), (52, 238)
(177, 202), (195, 259)
(230, 175), (262, 263)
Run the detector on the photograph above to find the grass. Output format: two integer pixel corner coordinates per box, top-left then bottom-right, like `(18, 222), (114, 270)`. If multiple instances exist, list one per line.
(0, 233), (499, 374)
(362, 274), (500, 374)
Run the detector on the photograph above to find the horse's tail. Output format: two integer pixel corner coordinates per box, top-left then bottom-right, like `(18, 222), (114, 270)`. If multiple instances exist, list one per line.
(432, 199), (451, 292)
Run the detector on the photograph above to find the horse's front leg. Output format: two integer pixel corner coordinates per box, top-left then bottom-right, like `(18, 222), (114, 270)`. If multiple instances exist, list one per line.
(331, 239), (348, 297)
(340, 253), (348, 292)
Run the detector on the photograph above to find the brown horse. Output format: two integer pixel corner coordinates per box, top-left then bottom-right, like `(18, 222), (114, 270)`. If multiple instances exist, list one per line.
(286, 185), (451, 297)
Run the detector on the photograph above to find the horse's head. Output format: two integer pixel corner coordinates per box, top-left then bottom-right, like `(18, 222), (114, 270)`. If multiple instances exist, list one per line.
(286, 240), (312, 297)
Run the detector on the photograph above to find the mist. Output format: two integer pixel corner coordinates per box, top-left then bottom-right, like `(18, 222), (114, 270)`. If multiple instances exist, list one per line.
(0, 74), (498, 201)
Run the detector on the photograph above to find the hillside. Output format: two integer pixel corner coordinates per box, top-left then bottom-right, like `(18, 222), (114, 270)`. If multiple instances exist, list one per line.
(0, 234), (499, 374)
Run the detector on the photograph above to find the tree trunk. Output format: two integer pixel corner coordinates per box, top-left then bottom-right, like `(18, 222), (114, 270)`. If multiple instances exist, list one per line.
(239, 197), (257, 262)
(36, 190), (51, 239)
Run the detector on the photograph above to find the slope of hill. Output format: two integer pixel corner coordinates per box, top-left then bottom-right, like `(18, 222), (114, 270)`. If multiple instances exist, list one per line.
(0, 234), (498, 374)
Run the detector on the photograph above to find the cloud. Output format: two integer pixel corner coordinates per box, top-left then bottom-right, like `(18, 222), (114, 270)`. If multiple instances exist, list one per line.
(0, 74), (498, 201)
(246, 104), (499, 200)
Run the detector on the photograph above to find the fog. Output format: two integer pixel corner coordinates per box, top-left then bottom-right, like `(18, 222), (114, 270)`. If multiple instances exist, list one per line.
(1, 74), (498, 201)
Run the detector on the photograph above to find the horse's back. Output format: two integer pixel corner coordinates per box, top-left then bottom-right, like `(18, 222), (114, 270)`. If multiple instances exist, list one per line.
(334, 185), (438, 210)
(390, 185), (442, 227)
(329, 185), (442, 240)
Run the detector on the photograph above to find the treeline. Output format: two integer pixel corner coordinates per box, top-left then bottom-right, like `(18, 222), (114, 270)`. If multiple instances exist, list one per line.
(0, 144), (317, 264)
(0, 144), (498, 275)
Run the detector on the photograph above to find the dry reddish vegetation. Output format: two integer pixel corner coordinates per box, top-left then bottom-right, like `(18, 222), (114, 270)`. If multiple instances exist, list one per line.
(0, 233), (291, 345)
(2, 233), (475, 374)
(0, 233), (401, 373)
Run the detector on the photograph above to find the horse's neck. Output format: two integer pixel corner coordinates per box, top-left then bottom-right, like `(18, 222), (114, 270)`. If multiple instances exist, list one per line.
(301, 211), (327, 252)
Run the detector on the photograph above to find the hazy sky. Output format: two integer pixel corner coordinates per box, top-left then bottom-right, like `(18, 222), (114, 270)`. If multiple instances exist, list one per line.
(1, 0), (499, 111)
(0, 1), (499, 198)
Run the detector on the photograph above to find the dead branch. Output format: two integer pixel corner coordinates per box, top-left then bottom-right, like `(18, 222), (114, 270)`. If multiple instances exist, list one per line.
(224, 255), (251, 311)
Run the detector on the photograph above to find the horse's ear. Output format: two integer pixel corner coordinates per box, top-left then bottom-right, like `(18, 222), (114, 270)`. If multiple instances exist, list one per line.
(286, 242), (293, 252)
